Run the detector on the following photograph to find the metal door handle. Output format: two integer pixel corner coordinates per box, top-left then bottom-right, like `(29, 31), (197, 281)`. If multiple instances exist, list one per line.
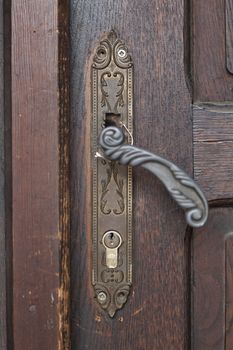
(99, 126), (208, 228)
(91, 32), (208, 317)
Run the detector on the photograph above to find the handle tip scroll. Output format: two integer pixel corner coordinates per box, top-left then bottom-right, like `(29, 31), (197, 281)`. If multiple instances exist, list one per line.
(99, 126), (208, 228)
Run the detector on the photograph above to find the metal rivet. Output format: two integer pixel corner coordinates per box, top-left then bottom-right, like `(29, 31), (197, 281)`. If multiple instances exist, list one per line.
(97, 292), (107, 304)
(118, 49), (126, 58)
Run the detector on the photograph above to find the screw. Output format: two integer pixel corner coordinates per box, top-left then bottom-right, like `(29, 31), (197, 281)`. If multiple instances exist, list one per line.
(97, 292), (107, 304)
(118, 49), (126, 58)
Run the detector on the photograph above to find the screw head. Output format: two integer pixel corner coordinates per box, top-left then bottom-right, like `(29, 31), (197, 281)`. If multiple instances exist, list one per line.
(118, 49), (126, 58)
(97, 291), (107, 304)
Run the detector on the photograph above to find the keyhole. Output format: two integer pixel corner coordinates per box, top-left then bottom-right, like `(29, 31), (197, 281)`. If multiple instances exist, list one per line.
(108, 231), (115, 246)
(103, 230), (121, 249)
(109, 232), (114, 240)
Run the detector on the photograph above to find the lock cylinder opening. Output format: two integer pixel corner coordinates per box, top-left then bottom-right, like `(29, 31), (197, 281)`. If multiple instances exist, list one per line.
(104, 113), (122, 128)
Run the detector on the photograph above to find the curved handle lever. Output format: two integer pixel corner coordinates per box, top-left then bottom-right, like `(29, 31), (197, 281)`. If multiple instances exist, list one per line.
(99, 126), (208, 228)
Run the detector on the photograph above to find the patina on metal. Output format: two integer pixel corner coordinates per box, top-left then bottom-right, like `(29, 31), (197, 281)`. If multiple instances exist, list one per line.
(92, 31), (133, 317)
(99, 126), (208, 228)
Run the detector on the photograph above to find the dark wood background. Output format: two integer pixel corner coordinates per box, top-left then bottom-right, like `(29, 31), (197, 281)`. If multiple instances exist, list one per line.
(192, 0), (233, 348)
(1, 0), (233, 349)
(0, 0), (6, 348)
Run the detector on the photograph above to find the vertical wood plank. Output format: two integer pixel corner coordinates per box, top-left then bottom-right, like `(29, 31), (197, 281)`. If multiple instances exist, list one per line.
(0, 0), (6, 347)
(192, 208), (233, 349)
(226, 237), (233, 348)
(70, 0), (192, 348)
(192, 0), (233, 101)
(58, 0), (71, 349)
(11, 1), (62, 348)
(226, 0), (233, 74)
(4, 0), (13, 347)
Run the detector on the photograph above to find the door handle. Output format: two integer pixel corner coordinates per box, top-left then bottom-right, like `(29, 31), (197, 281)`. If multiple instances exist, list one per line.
(99, 126), (208, 228)
(91, 31), (208, 317)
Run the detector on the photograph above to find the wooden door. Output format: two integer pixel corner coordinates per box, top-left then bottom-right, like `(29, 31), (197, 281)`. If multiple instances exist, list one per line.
(1, 0), (233, 349)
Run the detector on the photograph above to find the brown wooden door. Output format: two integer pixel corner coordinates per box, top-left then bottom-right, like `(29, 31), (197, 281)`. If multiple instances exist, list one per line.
(1, 0), (233, 349)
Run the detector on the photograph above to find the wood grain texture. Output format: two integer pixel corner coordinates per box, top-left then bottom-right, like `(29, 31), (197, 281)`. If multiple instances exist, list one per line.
(226, 0), (233, 74)
(192, 0), (233, 101)
(192, 207), (233, 349)
(4, 0), (13, 347)
(12, 1), (61, 349)
(193, 103), (233, 201)
(0, 0), (6, 347)
(70, 1), (192, 348)
(58, 1), (71, 349)
(226, 237), (233, 348)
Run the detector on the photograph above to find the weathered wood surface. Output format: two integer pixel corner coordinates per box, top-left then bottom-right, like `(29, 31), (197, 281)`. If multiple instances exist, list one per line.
(11, 0), (63, 348)
(192, 0), (233, 101)
(70, 0), (192, 348)
(0, 0), (6, 348)
(192, 207), (233, 349)
(226, 0), (233, 74)
(192, 2), (233, 348)
(8, 1), (233, 349)
(58, 1), (71, 349)
(193, 103), (233, 201)
(4, 0), (12, 347)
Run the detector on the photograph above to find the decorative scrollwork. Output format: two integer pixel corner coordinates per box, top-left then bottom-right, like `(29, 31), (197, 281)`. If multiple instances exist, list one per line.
(99, 126), (208, 228)
(101, 269), (124, 283)
(93, 40), (111, 69)
(100, 72), (111, 109)
(100, 161), (125, 215)
(113, 40), (133, 68)
(114, 72), (125, 108)
(114, 284), (131, 311)
(93, 30), (132, 70)
(100, 71), (125, 112)
(94, 283), (130, 317)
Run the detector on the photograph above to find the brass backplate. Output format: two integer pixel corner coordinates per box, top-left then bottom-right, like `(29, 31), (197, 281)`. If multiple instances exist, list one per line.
(92, 30), (133, 317)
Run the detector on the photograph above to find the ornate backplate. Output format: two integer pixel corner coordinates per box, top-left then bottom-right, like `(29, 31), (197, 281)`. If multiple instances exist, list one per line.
(92, 30), (133, 317)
